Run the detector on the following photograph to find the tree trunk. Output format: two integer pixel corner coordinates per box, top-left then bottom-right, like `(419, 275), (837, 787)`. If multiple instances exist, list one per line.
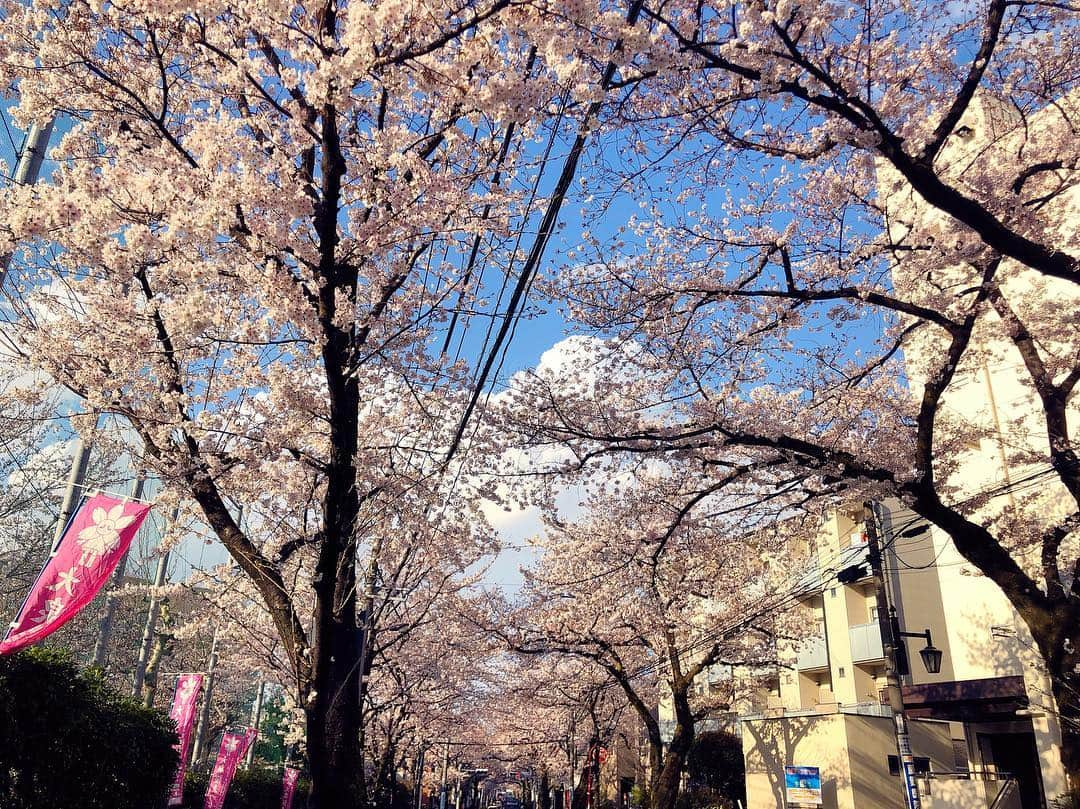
(1037, 605), (1080, 792)
(306, 616), (364, 809)
(1052, 673), (1080, 794)
(571, 757), (589, 809)
(649, 691), (694, 809)
(371, 743), (398, 809)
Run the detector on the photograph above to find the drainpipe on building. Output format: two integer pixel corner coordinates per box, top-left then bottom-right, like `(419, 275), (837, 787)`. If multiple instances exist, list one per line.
(865, 501), (921, 809)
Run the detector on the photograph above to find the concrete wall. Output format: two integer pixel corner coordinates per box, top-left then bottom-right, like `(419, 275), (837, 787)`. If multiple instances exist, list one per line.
(923, 779), (1020, 809)
(742, 713), (855, 809)
(741, 714), (954, 809)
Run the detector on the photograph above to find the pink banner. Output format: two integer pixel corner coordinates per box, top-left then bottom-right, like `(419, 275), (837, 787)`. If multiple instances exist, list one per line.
(205, 728), (257, 809)
(281, 766), (301, 809)
(0, 494), (151, 655)
(167, 673), (204, 806)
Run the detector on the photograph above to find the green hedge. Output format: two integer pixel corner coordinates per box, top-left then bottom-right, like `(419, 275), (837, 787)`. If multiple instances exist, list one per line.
(0, 647), (179, 809)
(682, 730), (746, 809)
(181, 766), (310, 809)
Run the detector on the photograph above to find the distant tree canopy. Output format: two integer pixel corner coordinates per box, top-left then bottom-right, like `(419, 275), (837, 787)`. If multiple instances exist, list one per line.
(0, 647), (178, 809)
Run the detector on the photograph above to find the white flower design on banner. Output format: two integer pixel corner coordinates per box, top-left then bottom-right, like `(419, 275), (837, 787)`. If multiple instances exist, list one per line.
(76, 503), (137, 565)
(178, 677), (198, 702)
(31, 597), (65, 625)
(47, 568), (81, 597)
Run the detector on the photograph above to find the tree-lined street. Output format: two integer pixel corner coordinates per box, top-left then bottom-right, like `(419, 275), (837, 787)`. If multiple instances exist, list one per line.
(0, 1), (1076, 808)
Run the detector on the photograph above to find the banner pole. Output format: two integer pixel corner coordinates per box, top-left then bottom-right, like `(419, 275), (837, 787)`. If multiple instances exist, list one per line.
(90, 472), (146, 667)
(191, 627), (219, 765)
(244, 680), (266, 769)
(132, 503), (178, 699)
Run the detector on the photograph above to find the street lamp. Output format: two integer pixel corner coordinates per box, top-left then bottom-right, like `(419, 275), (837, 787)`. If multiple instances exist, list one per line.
(918, 638), (944, 675)
(865, 502), (947, 809)
(890, 608), (944, 675)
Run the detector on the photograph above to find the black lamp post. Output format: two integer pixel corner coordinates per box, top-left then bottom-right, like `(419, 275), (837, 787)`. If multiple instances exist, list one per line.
(890, 607), (943, 675)
(918, 636), (944, 675)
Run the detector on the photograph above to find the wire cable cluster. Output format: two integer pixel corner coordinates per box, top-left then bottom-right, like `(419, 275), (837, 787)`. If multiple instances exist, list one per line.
(591, 459), (1079, 692)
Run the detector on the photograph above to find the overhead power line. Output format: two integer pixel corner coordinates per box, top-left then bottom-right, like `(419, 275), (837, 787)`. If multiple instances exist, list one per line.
(589, 461), (1080, 692)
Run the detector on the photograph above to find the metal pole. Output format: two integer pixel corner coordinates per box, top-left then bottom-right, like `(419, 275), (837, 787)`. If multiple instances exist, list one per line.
(90, 473), (146, 667)
(245, 680), (266, 769)
(414, 745), (426, 809)
(0, 118), (55, 288)
(50, 437), (91, 554)
(132, 546), (172, 696)
(865, 502), (920, 809)
(191, 628), (219, 764)
(440, 743), (450, 809)
(569, 718), (577, 791)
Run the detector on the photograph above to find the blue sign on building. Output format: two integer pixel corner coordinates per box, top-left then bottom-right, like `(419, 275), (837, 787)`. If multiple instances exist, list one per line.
(784, 765), (822, 806)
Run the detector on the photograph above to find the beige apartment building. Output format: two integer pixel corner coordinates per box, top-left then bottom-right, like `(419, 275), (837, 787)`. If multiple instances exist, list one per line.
(739, 505), (1064, 809)
(740, 91), (1078, 809)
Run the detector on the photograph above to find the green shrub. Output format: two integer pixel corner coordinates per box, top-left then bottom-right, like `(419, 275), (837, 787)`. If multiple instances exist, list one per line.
(684, 730), (745, 809)
(0, 646), (179, 809)
(629, 785), (650, 809)
(182, 765), (310, 808)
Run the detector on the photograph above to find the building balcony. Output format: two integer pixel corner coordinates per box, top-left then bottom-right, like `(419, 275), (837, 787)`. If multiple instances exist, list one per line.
(850, 622), (884, 663)
(795, 543), (871, 600)
(834, 542), (872, 581)
(796, 635), (828, 671)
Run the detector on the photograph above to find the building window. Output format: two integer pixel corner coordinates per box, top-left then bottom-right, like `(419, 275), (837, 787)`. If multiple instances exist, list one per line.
(838, 667), (846, 678)
(888, 756), (931, 776)
(952, 740), (969, 772)
(830, 588), (837, 598)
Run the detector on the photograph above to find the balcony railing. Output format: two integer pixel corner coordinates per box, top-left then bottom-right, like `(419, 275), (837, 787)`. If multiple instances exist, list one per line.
(796, 635), (828, 670)
(794, 543), (871, 599)
(850, 622), (884, 663)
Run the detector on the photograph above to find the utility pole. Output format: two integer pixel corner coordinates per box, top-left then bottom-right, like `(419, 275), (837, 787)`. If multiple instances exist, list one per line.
(0, 118), (55, 287)
(191, 628), (219, 764)
(30, 437), (93, 652)
(90, 473), (146, 667)
(865, 502), (920, 809)
(132, 512), (174, 698)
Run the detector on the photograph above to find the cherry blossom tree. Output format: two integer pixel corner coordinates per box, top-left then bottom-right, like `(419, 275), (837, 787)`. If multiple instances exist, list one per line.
(0, 0), (653, 804)
(493, 465), (793, 809)
(0, 392), (69, 615)
(513, 0), (1080, 784)
(440, 655), (621, 809)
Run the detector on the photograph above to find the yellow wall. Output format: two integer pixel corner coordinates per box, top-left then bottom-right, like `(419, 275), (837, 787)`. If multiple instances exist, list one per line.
(742, 714), (953, 809)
